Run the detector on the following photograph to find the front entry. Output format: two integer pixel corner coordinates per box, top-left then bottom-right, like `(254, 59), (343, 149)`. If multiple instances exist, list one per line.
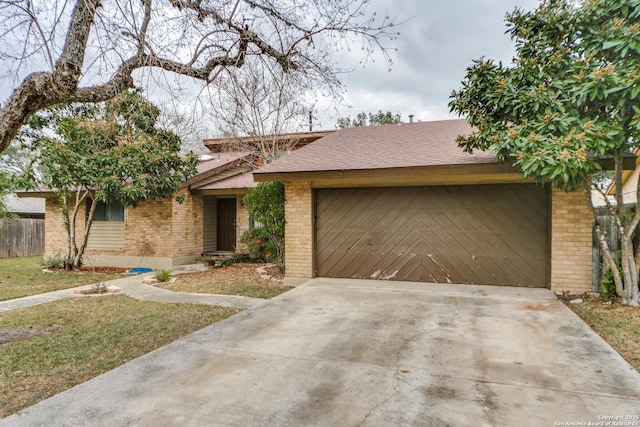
(216, 198), (236, 251)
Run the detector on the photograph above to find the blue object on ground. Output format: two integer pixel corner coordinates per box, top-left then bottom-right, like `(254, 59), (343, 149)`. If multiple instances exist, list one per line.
(129, 267), (153, 274)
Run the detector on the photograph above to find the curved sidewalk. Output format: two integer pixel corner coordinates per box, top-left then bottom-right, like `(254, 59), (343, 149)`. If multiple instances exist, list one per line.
(0, 274), (266, 312)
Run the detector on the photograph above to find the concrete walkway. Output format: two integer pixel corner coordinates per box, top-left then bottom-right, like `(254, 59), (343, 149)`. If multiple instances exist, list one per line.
(2, 278), (639, 426)
(0, 273), (266, 312)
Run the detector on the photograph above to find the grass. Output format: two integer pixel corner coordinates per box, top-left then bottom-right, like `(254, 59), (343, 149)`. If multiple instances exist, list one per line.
(0, 295), (240, 418)
(567, 298), (640, 372)
(160, 279), (292, 299)
(0, 257), (126, 302)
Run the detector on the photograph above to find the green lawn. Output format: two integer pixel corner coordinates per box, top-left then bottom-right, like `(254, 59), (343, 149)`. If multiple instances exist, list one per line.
(0, 257), (125, 301)
(0, 296), (240, 418)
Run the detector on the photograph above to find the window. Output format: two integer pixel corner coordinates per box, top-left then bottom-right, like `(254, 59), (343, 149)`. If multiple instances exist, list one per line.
(89, 200), (125, 221)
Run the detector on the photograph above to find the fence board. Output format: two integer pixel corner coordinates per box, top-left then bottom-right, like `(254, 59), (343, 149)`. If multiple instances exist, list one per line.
(0, 218), (45, 258)
(592, 206), (640, 292)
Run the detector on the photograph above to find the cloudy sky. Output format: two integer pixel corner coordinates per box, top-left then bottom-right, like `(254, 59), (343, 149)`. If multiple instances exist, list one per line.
(313, 0), (540, 129)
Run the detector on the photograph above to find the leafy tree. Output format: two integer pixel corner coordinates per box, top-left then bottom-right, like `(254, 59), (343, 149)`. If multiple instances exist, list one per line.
(336, 110), (402, 128)
(0, 0), (400, 154)
(449, 0), (640, 305)
(243, 182), (285, 272)
(31, 90), (199, 269)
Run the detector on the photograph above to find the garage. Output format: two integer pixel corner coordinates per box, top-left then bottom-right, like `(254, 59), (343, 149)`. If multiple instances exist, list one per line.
(315, 183), (549, 287)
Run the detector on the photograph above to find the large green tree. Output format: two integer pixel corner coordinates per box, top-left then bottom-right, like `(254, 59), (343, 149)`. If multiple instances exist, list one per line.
(449, 0), (640, 305)
(32, 90), (199, 269)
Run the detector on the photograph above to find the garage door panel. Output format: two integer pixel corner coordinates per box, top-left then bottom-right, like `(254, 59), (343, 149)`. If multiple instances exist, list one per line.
(315, 184), (549, 287)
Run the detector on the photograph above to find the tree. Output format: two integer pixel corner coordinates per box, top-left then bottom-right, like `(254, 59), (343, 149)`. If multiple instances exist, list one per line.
(0, 0), (400, 155)
(243, 182), (285, 272)
(336, 110), (402, 128)
(208, 59), (311, 164)
(449, 0), (640, 305)
(31, 90), (199, 269)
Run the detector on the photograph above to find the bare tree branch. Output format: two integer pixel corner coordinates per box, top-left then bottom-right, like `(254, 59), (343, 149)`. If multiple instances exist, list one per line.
(0, 0), (400, 153)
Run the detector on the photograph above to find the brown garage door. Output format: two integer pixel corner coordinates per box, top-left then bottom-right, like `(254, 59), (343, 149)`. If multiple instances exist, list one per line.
(315, 184), (549, 287)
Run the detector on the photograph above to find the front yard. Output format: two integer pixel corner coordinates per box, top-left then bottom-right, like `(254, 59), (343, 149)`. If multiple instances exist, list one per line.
(0, 295), (239, 418)
(566, 298), (640, 372)
(0, 257), (125, 301)
(1, 256), (638, 418)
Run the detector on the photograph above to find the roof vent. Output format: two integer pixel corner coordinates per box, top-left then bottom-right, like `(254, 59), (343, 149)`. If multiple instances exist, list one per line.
(409, 114), (414, 124)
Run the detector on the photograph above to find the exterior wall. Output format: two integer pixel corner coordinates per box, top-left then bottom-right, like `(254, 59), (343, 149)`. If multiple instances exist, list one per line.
(236, 195), (250, 251)
(284, 181), (314, 285)
(171, 190), (203, 259)
(44, 197), (70, 257)
(550, 187), (593, 294)
(43, 192), (203, 269)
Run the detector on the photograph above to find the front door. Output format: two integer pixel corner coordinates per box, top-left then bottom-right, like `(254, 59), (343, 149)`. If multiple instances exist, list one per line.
(216, 198), (236, 251)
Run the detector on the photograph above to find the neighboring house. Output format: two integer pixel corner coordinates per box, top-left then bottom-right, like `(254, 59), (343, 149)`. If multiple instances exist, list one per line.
(1, 194), (45, 258)
(254, 119), (617, 295)
(17, 131), (331, 269)
(4, 193), (45, 218)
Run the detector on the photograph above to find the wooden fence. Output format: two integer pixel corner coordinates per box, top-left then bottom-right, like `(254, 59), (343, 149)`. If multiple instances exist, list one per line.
(591, 206), (639, 292)
(0, 218), (44, 258)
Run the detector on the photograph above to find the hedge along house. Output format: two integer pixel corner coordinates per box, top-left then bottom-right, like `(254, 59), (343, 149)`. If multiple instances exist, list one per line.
(254, 119), (611, 294)
(19, 131), (332, 270)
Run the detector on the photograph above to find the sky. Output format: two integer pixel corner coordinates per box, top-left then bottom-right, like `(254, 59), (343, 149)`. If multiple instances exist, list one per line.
(0, 0), (542, 138)
(312, 0), (540, 129)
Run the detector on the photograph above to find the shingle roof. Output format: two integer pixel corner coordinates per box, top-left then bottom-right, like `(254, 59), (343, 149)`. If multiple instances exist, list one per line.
(254, 119), (494, 174)
(193, 171), (257, 191)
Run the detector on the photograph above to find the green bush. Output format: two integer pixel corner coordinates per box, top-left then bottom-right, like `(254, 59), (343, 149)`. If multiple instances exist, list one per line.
(156, 270), (172, 282)
(600, 261), (621, 301)
(241, 228), (277, 263)
(42, 253), (64, 269)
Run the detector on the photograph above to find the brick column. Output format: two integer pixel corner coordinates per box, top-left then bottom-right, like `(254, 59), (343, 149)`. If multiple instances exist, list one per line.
(284, 181), (314, 285)
(550, 187), (592, 294)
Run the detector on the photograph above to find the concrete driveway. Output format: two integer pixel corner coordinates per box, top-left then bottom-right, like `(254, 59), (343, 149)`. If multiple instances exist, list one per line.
(2, 278), (640, 427)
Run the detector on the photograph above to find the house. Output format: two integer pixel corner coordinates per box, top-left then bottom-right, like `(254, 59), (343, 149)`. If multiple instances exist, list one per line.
(3, 193), (45, 218)
(18, 131), (331, 269)
(254, 119), (600, 294)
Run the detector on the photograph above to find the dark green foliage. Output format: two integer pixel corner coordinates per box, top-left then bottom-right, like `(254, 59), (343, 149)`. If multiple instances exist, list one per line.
(241, 228), (277, 263)
(29, 89), (199, 269)
(242, 182), (285, 271)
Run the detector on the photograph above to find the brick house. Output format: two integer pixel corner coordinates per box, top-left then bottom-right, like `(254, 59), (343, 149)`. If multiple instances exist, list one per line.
(21, 131), (331, 270)
(254, 119), (599, 294)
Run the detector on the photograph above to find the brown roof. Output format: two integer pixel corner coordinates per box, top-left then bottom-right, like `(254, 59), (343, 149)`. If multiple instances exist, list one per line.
(193, 171), (257, 191)
(203, 130), (334, 151)
(254, 119), (494, 174)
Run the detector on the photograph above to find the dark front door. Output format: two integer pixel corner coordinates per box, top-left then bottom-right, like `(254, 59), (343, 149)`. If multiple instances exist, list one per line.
(217, 198), (236, 251)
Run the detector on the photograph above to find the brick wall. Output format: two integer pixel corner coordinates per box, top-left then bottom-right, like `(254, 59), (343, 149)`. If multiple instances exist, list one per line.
(171, 190), (203, 258)
(550, 187), (593, 294)
(236, 194), (250, 251)
(44, 196), (68, 256)
(284, 181), (314, 283)
(125, 198), (173, 258)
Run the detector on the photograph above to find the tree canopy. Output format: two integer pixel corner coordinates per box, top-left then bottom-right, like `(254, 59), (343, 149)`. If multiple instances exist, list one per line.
(336, 110), (402, 128)
(0, 0), (400, 154)
(31, 90), (199, 269)
(449, 0), (640, 305)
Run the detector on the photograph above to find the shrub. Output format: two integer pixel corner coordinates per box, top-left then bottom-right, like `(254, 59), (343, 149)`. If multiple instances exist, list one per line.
(241, 228), (277, 263)
(42, 253), (64, 269)
(600, 263), (621, 301)
(156, 270), (172, 282)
